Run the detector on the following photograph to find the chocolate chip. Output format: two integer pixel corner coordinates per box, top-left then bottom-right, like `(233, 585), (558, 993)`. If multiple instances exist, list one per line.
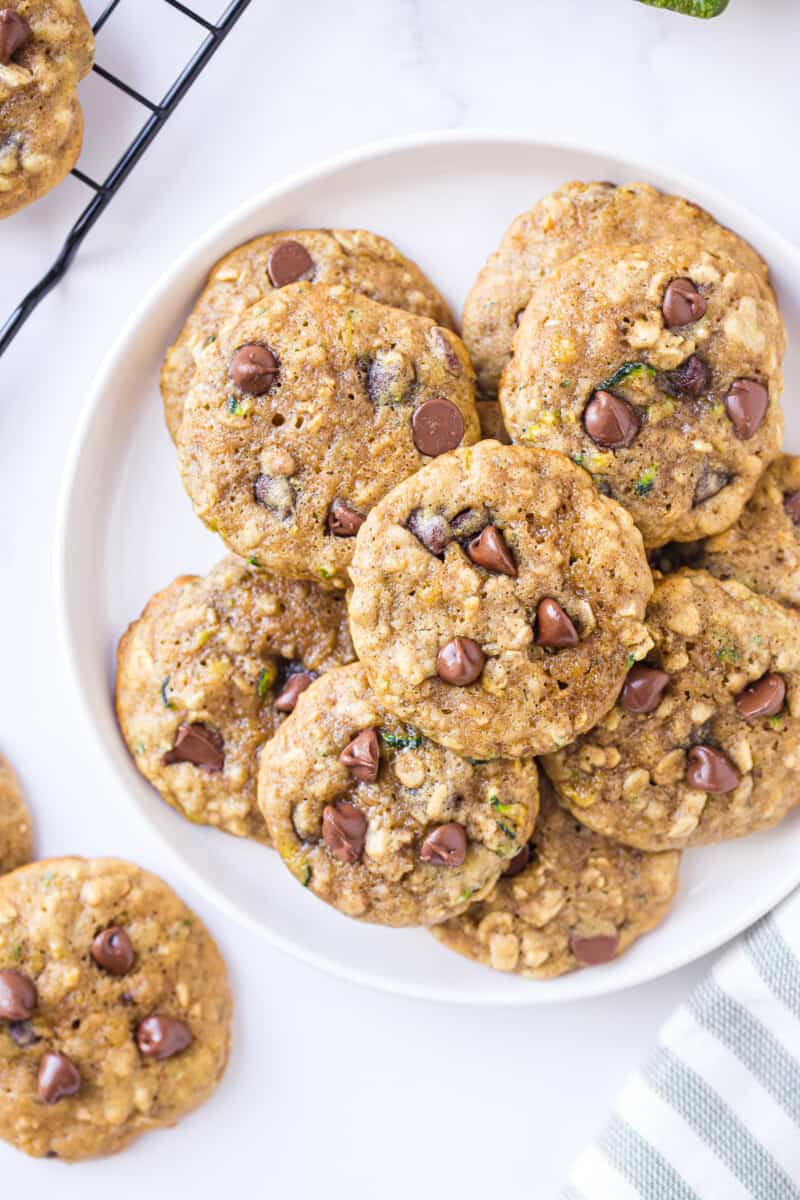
(583, 391), (640, 449)
(662, 278), (707, 328)
(230, 343), (279, 394)
(663, 354), (709, 399)
(322, 802), (367, 863)
(503, 843), (531, 878)
(419, 822), (467, 866)
(0, 10), (31, 64)
(274, 671), (313, 713)
(467, 525), (517, 577)
(412, 398), (465, 456)
(693, 466), (732, 506)
(620, 664), (670, 713)
(267, 239), (314, 287)
(162, 723), (224, 772)
(38, 1052), (81, 1104)
(430, 328), (461, 375)
(736, 673), (786, 720)
(784, 491), (800, 525)
(0, 969), (37, 1021)
(407, 508), (451, 557)
(450, 507), (489, 540)
(686, 745), (740, 793)
(91, 927), (134, 977)
(569, 932), (619, 966)
(534, 599), (579, 648)
(725, 379), (769, 439)
(8, 1020), (39, 1048)
(136, 1015), (192, 1061)
(254, 474), (295, 520)
(327, 499), (365, 537)
(340, 730), (380, 783)
(436, 637), (485, 685)
(366, 349), (415, 405)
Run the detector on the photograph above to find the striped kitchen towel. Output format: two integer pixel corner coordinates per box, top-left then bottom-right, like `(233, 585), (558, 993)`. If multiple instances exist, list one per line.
(562, 888), (800, 1200)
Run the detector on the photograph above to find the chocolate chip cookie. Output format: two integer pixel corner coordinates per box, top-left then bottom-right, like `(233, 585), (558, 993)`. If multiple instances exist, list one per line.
(431, 776), (680, 978)
(0, 753), (31, 876)
(500, 239), (785, 547)
(0, 857), (231, 1160)
(177, 283), (479, 588)
(258, 664), (539, 926)
(697, 454), (800, 610)
(0, 2), (94, 219)
(116, 555), (355, 843)
(462, 180), (774, 398)
(543, 569), (800, 851)
(348, 441), (653, 759)
(161, 228), (455, 440)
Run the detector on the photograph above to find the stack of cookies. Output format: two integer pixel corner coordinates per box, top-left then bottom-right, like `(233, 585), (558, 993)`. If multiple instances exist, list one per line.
(115, 185), (797, 985)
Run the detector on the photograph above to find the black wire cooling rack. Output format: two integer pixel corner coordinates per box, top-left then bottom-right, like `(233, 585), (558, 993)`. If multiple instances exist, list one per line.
(0, 0), (252, 357)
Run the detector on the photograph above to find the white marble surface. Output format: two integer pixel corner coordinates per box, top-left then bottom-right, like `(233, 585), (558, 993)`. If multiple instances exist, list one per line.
(0, 0), (798, 1194)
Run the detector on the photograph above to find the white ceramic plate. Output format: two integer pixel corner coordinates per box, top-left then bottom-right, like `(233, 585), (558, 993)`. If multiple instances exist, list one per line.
(57, 131), (800, 1005)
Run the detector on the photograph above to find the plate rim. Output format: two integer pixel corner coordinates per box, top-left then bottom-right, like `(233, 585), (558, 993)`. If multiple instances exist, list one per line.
(55, 127), (800, 1006)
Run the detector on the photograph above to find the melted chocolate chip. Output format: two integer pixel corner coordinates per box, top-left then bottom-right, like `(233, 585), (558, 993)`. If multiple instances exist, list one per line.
(663, 354), (709, 399)
(163, 723), (224, 772)
(407, 508), (450, 557)
(503, 843), (532, 878)
(266, 239), (314, 287)
(8, 1020), (39, 1048)
(322, 802), (367, 863)
(327, 499), (365, 537)
(466, 525), (517, 577)
(662, 278), (707, 328)
(430, 328), (461, 375)
(725, 379), (769, 439)
(569, 932), (619, 966)
(735, 673), (786, 720)
(38, 1052), (81, 1104)
(253, 474), (295, 520)
(784, 491), (800, 525)
(412, 398), (465, 456)
(366, 349), (414, 405)
(583, 391), (640, 449)
(620, 665), (670, 714)
(450, 507), (489, 540)
(91, 927), (135, 977)
(534, 599), (579, 648)
(419, 822), (467, 867)
(686, 745), (740, 793)
(230, 343), (279, 394)
(340, 730), (380, 783)
(0, 969), (37, 1021)
(136, 1016), (192, 1061)
(274, 671), (314, 713)
(436, 637), (485, 685)
(693, 466), (732, 506)
(0, 10), (31, 64)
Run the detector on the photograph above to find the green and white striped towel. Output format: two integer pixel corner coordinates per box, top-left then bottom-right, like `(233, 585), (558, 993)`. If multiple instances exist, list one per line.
(562, 890), (800, 1200)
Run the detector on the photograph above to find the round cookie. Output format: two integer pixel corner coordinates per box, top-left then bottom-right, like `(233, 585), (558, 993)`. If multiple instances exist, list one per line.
(348, 441), (653, 759)
(500, 239), (785, 547)
(161, 228), (455, 440)
(0, 753), (32, 875)
(116, 555), (355, 843)
(177, 282), (480, 588)
(431, 777), (680, 979)
(543, 569), (800, 851)
(258, 664), (540, 926)
(0, 857), (231, 1161)
(462, 180), (774, 397)
(0, 2), (94, 219)
(698, 454), (800, 610)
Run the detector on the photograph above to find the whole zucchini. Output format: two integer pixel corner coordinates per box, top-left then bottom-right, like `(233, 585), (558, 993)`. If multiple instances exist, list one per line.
(636, 0), (729, 16)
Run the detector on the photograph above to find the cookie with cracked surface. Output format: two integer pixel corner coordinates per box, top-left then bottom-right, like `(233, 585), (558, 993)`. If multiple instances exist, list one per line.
(0, 1), (94, 219)
(431, 776), (680, 978)
(0, 857), (231, 1160)
(500, 239), (785, 547)
(697, 454), (800, 610)
(177, 283), (479, 588)
(543, 569), (800, 851)
(258, 664), (539, 926)
(116, 556), (355, 843)
(0, 754), (32, 875)
(348, 441), (653, 759)
(161, 228), (455, 440)
(462, 180), (775, 398)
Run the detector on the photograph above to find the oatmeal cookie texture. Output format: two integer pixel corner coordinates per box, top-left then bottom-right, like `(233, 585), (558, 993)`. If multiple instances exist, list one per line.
(543, 570), (800, 851)
(0, 1), (94, 219)
(500, 239), (785, 547)
(462, 180), (774, 398)
(697, 454), (800, 610)
(177, 283), (479, 587)
(0, 858), (231, 1161)
(116, 556), (355, 843)
(258, 664), (539, 926)
(431, 776), (680, 978)
(348, 441), (653, 759)
(0, 753), (32, 875)
(161, 228), (455, 440)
